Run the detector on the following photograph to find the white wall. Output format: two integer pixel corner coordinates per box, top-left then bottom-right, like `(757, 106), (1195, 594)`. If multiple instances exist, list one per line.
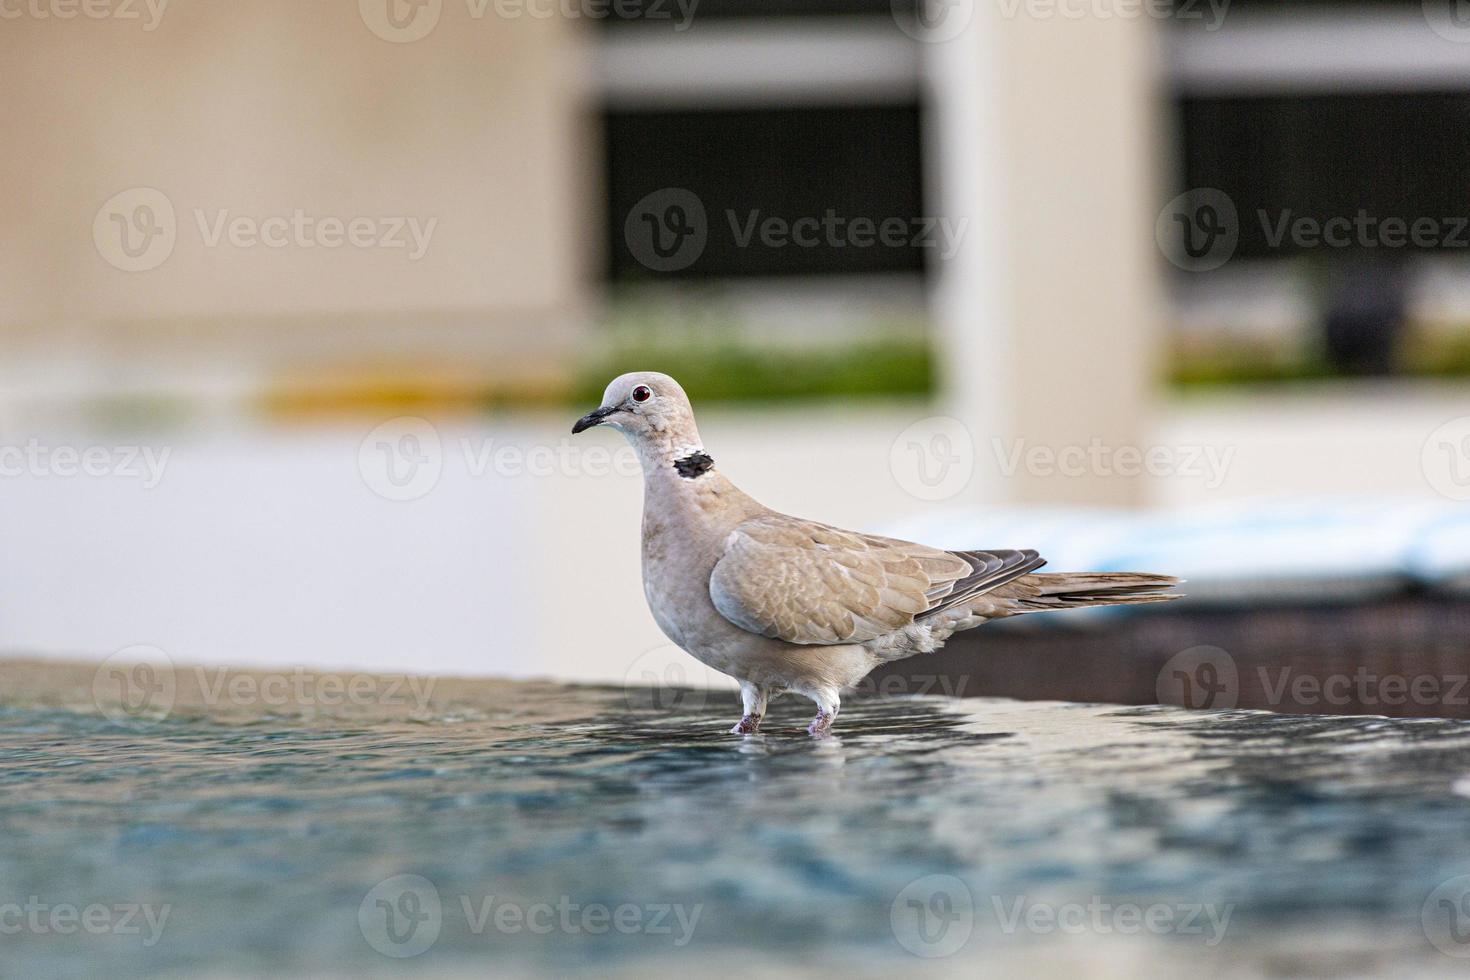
(0, 405), (948, 683)
(5, 389), (1464, 682)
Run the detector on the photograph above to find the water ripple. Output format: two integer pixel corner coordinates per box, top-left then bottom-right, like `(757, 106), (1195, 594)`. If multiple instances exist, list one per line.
(2, 680), (1470, 976)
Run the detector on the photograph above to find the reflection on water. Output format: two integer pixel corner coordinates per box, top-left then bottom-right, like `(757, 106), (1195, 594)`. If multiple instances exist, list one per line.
(4, 665), (1470, 977)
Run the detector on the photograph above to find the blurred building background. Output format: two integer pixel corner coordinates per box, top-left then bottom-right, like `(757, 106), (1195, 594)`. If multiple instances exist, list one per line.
(2, 0), (1468, 684)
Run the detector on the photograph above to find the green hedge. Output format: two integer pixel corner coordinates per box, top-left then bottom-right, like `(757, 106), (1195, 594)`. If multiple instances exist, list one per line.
(574, 336), (934, 404)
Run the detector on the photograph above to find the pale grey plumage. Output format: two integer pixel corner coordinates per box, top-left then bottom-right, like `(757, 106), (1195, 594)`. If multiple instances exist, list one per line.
(709, 516), (1044, 646)
(573, 371), (1180, 737)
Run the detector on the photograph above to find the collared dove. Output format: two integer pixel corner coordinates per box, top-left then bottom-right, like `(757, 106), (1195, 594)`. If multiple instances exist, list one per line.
(574, 372), (1180, 737)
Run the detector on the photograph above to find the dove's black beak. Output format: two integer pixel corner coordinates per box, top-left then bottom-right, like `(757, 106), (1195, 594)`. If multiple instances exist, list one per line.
(572, 406), (616, 434)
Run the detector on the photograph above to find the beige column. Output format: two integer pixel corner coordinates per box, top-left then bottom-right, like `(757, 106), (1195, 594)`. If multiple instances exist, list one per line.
(931, 5), (1166, 507)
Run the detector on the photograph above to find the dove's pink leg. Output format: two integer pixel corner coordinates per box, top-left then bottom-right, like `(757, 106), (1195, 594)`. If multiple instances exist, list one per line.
(730, 682), (768, 736)
(806, 692), (840, 738)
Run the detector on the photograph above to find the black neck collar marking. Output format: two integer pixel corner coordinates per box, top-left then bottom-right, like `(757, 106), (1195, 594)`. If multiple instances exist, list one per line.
(673, 452), (715, 479)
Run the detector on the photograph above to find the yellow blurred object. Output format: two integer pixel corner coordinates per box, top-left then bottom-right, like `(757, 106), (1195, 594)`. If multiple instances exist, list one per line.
(260, 362), (574, 419)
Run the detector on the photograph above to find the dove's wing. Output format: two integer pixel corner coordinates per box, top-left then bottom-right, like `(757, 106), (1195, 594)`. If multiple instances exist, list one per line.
(708, 514), (1044, 645)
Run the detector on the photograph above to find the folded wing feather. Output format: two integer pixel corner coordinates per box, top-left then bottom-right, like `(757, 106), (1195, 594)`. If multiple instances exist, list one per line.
(708, 514), (1045, 646)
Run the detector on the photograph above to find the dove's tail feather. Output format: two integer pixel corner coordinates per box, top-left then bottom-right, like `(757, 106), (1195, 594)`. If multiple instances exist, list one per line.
(863, 570), (1183, 660)
(1010, 572), (1183, 611)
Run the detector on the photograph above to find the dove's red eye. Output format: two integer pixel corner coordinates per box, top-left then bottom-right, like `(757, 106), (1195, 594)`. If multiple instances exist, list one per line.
(632, 385), (652, 403)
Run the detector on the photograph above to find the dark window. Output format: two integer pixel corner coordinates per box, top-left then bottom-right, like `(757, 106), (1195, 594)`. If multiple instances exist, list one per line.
(605, 104), (926, 280)
(602, 0), (900, 23)
(1170, 0), (1428, 6)
(1178, 92), (1470, 259)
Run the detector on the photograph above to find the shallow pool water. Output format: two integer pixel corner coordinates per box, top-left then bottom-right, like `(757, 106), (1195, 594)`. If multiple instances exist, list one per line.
(4, 662), (1470, 977)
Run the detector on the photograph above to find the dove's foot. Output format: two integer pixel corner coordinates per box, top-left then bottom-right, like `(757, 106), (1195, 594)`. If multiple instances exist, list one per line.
(730, 713), (763, 736)
(734, 682), (768, 736)
(807, 710), (836, 738)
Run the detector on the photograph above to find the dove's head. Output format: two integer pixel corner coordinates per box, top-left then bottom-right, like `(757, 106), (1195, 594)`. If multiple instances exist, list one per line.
(572, 372), (703, 460)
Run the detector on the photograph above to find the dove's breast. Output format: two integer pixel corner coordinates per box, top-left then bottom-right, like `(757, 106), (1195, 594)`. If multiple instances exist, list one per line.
(638, 474), (771, 673)
(640, 509), (726, 652)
